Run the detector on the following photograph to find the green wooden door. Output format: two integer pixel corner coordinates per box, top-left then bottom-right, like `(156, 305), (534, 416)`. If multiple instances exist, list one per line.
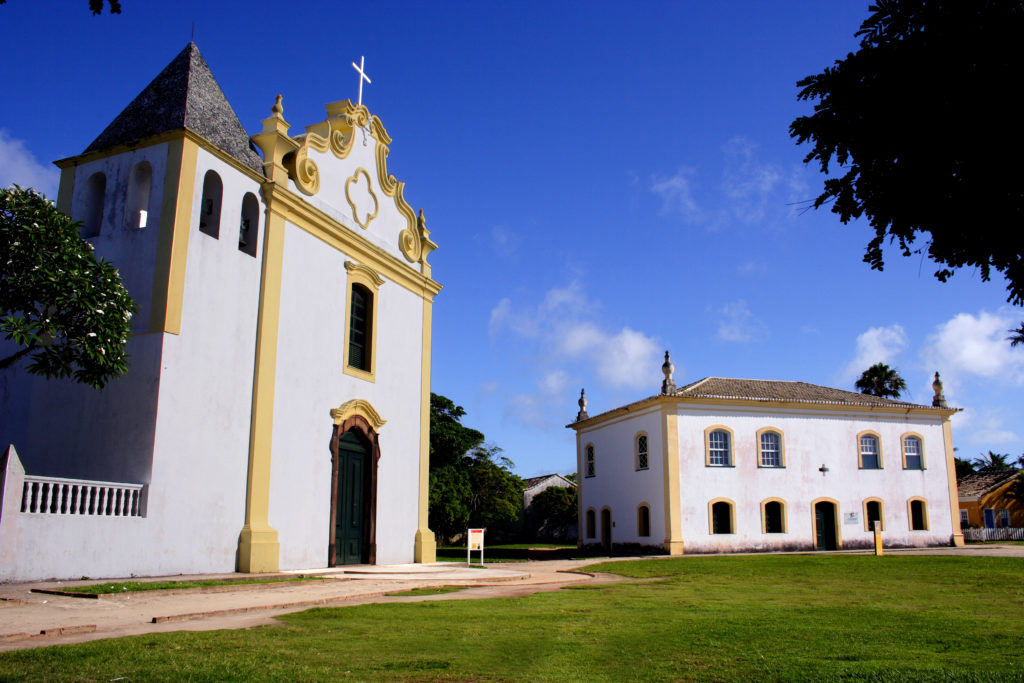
(815, 502), (837, 550)
(336, 431), (368, 565)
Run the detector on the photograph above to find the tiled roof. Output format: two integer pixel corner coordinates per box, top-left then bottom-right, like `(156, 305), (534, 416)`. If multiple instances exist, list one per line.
(523, 474), (574, 489)
(675, 377), (927, 409)
(85, 43), (264, 174)
(957, 467), (1020, 498)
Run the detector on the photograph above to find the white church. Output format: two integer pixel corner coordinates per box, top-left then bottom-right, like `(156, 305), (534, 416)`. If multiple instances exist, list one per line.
(0, 44), (440, 581)
(570, 353), (965, 554)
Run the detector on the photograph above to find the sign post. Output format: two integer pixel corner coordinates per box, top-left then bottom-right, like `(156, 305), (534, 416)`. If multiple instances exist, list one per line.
(467, 528), (485, 566)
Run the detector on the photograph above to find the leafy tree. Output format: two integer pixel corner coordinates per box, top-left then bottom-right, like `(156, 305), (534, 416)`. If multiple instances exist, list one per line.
(462, 444), (524, 539)
(1, 187), (136, 389)
(854, 362), (907, 399)
(953, 457), (975, 481)
(427, 394), (523, 544)
(429, 393), (484, 470)
(972, 451), (1012, 471)
(791, 0), (1024, 341)
(528, 485), (577, 541)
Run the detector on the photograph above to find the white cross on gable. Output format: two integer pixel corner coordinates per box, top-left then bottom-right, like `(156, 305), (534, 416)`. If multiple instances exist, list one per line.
(352, 56), (371, 106)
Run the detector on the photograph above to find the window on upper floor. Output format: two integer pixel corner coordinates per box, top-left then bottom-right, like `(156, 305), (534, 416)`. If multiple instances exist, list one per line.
(238, 192), (260, 257)
(198, 170), (222, 238)
(902, 435), (924, 470)
(125, 161), (152, 229)
(758, 430), (784, 468)
(859, 433), (882, 469)
(585, 445), (595, 478)
(909, 498), (928, 531)
(706, 428), (732, 467)
(347, 284), (372, 371)
(637, 505), (651, 537)
(342, 262), (383, 382)
(80, 171), (106, 238)
(636, 434), (649, 471)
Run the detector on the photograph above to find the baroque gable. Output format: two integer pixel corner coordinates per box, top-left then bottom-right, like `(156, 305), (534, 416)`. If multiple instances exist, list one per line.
(252, 97), (436, 270)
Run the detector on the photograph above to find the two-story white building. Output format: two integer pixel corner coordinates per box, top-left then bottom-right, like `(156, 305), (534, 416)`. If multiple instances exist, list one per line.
(569, 353), (963, 554)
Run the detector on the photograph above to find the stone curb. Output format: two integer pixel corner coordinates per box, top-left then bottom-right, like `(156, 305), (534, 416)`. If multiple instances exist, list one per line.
(150, 590), (391, 623)
(30, 578), (339, 600)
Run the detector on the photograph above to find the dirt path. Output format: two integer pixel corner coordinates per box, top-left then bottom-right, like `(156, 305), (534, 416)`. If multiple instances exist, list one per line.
(0, 560), (622, 651)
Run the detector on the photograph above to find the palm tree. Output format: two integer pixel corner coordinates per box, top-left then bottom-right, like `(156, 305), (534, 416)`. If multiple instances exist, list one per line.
(855, 363), (907, 399)
(972, 451), (1012, 470)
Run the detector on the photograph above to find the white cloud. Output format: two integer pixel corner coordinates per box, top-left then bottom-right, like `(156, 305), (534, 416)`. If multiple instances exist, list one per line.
(651, 167), (705, 224)
(490, 226), (520, 257)
(652, 136), (809, 232)
(721, 137), (783, 224)
(716, 300), (759, 343)
(958, 408), (1021, 447)
(840, 324), (908, 383)
(922, 310), (1024, 387)
(0, 130), (59, 197)
(491, 282), (663, 430)
(593, 328), (660, 387)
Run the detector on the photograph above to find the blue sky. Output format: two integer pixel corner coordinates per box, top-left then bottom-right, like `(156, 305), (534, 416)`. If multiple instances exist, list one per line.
(3, 1), (1022, 478)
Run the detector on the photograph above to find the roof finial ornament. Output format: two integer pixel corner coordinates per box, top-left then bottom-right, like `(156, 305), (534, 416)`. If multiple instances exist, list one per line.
(271, 94), (284, 117)
(351, 56), (372, 106)
(661, 350), (676, 395)
(932, 371), (948, 408)
(576, 389), (589, 422)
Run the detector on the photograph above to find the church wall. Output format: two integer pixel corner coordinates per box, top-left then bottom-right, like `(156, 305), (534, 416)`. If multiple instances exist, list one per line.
(268, 222), (424, 569)
(576, 406), (666, 548)
(67, 144), (169, 333)
(672, 406), (954, 553)
(141, 148), (264, 575)
(0, 145), (172, 485)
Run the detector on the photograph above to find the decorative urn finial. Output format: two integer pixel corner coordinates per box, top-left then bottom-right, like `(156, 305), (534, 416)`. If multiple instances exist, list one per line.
(932, 371), (947, 408)
(576, 389), (589, 422)
(271, 94), (284, 116)
(661, 350), (676, 395)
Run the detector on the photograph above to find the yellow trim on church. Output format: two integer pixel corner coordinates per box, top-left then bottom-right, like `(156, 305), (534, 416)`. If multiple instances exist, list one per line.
(414, 293), (437, 563)
(237, 205), (286, 573)
(149, 135), (197, 335)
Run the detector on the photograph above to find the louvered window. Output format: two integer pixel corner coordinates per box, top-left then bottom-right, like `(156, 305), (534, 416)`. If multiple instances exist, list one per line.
(348, 285), (372, 371)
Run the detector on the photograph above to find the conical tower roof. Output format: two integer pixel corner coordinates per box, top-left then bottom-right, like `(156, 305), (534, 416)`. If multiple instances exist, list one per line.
(85, 43), (263, 174)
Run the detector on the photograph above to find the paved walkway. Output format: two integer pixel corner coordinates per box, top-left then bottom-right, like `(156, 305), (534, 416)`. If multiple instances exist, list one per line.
(0, 560), (613, 652)
(1, 545), (1020, 652)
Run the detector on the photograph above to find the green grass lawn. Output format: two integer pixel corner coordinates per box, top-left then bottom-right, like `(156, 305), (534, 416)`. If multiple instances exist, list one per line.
(1, 555), (1021, 680)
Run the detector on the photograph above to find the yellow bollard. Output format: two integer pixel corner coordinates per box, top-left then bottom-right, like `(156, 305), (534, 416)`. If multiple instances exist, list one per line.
(873, 522), (883, 556)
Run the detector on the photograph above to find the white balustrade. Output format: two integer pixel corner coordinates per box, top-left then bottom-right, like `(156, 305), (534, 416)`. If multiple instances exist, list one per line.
(20, 476), (145, 517)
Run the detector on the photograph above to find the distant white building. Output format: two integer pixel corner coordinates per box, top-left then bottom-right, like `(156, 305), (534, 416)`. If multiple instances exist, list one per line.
(568, 353), (964, 554)
(523, 473), (577, 541)
(0, 44), (440, 581)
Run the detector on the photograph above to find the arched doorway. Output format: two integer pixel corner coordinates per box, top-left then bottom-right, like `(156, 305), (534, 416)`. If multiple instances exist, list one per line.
(813, 500), (839, 550)
(600, 508), (612, 554)
(328, 409), (382, 566)
(334, 430), (370, 565)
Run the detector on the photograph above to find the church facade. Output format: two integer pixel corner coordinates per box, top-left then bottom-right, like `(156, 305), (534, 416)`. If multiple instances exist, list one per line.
(570, 354), (964, 554)
(0, 44), (439, 581)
